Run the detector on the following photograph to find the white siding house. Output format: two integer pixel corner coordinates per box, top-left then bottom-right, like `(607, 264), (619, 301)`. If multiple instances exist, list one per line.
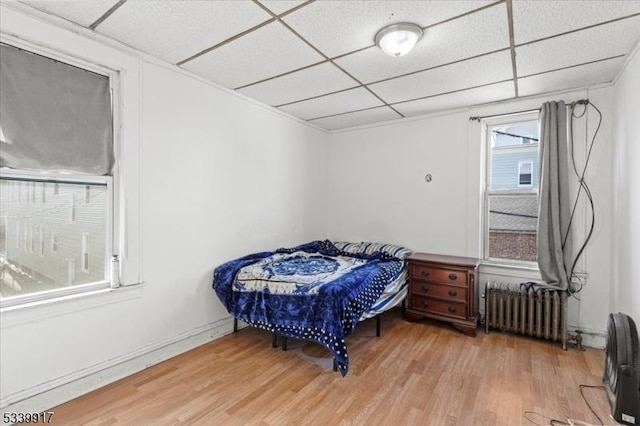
(0, 180), (106, 297)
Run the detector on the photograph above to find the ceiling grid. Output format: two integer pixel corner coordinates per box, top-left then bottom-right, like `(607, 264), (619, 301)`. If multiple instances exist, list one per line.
(18, 0), (640, 130)
(505, 0), (519, 97)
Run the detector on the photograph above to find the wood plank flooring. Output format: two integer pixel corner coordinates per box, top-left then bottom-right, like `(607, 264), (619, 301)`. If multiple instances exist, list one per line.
(49, 309), (613, 425)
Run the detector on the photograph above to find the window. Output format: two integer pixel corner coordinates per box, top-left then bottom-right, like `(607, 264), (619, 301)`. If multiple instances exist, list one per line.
(15, 221), (20, 249)
(29, 225), (35, 253)
(81, 233), (90, 273)
(0, 42), (115, 306)
(51, 232), (58, 253)
(484, 113), (540, 263)
(67, 258), (75, 286)
(518, 161), (533, 187)
(69, 194), (77, 223)
(38, 226), (45, 257)
(1, 176), (110, 300)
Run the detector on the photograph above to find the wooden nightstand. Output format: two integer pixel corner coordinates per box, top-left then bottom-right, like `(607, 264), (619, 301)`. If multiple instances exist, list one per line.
(404, 253), (480, 336)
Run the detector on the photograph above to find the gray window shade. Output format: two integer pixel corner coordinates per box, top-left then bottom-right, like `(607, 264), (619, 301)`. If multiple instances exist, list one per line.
(0, 43), (114, 175)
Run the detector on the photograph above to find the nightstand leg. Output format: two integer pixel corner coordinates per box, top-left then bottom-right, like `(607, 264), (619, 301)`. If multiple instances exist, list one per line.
(453, 323), (477, 337)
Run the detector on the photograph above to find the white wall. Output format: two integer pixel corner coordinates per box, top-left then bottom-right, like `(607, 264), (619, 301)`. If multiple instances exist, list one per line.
(2, 2), (637, 415)
(0, 4), (327, 414)
(326, 87), (616, 345)
(612, 47), (640, 326)
(327, 111), (472, 253)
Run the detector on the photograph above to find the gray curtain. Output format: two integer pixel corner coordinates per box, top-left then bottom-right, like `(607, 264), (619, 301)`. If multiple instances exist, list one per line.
(0, 43), (113, 175)
(537, 101), (572, 290)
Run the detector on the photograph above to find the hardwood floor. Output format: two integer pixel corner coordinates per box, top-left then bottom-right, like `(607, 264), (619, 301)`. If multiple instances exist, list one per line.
(50, 309), (613, 425)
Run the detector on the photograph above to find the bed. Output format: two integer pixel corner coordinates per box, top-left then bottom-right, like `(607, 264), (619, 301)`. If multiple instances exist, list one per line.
(212, 239), (410, 375)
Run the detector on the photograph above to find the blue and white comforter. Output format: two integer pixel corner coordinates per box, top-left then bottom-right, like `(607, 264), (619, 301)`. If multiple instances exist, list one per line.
(212, 240), (404, 376)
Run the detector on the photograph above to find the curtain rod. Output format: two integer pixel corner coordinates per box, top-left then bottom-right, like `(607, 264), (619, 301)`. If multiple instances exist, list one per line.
(468, 99), (589, 122)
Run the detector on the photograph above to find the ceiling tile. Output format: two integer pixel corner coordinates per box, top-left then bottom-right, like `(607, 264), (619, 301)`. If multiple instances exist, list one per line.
(513, 1), (640, 45)
(282, 0), (494, 58)
(258, 0), (308, 16)
(21, 0), (121, 27)
(516, 15), (640, 77)
(309, 106), (401, 131)
(18, 0), (638, 132)
(95, 0), (272, 64)
(181, 22), (324, 89)
(278, 87), (384, 120)
(237, 62), (359, 106)
(393, 81), (515, 117)
(518, 57), (625, 97)
(369, 50), (513, 104)
(335, 3), (509, 84)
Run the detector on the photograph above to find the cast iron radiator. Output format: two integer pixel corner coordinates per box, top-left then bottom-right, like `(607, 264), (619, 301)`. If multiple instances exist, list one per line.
(484, 282), (568, 350)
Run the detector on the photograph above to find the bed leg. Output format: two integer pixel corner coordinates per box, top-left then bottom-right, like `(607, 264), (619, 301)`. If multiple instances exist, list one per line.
(333, 359), (338, 372)
(401, 299), (406, 315)
(376, 315), (381, 337)
(272, 332), (278, 348)
(282, 336), (288, 351)
(233, 318), (238, 333)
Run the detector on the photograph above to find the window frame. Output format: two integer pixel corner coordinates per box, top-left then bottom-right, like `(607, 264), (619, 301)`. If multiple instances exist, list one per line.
(0, 38), (120, 308)
(482, 111), (540, 267)
(0, 22), (142, 314)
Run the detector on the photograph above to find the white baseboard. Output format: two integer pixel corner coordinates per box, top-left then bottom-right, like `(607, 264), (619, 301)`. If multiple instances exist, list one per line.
(567, 325), (607, 349)
(0, 316), (234, 416)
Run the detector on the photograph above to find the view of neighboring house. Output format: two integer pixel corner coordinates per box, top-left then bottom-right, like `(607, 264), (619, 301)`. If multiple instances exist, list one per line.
(488, 122), (539, 262)
(0, 179), (107, 297)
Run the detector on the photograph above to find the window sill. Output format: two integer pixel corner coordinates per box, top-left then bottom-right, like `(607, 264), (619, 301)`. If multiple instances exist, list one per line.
(480, 261), (542, 281)
(0, 283), (144, 328)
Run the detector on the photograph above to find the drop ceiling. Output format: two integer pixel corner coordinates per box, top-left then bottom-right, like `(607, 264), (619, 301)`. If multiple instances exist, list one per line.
(16, 0), (640, 131)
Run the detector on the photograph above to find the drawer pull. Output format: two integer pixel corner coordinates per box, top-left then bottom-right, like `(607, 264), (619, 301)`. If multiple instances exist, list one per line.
(421, 301), (429, 308)
(421, 285), (429, 292)
(421, 270), (430, 277)
(448, 289), (457, 297)
(448, 306), (457, 314)
(448, 273), (458, 281)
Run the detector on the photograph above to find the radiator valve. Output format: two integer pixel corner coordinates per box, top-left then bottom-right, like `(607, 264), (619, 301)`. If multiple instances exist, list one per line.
(567, 330), (584, 351)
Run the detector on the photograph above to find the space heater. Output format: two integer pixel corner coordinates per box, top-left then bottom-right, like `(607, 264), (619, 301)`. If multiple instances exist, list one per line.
(603, 312), (639, 425)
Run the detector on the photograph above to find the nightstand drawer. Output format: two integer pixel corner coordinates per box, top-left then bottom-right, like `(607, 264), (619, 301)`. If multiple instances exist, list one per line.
(411, 281), (467, 302)
(411, 295), (466, 320)
(410, 264), (467, 285)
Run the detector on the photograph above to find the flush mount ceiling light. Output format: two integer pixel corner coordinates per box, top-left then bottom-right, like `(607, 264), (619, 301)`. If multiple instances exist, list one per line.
(374, 22), (423, 57)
